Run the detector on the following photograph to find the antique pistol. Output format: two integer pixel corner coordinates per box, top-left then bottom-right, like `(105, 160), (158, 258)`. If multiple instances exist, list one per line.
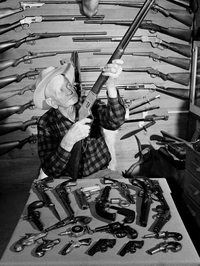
(101, 177), (135, 204)
(33, 178), (61, 221)
(87, 238), (116, 256)
(45, 215), (92, 232)
(14, 232), (47, 252)
(24, 200), (45, 231)
(93, 221), (138, 239)
(60, 238), (92, 255)
(152, 180), (171, 233)
(35, 238), (60, 257)
(55, 179), (77, 217)
(143, 231), (183, 241)
(146, 241), (182, 255)
(119, 240), (144, 256)
(95, 186), (116, 221)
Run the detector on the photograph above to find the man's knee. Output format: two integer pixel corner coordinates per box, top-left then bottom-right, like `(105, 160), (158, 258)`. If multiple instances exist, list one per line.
(82, 0), (99, 18)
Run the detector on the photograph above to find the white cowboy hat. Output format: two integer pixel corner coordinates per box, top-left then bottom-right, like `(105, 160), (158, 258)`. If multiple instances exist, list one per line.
(33, 63), (74, 110)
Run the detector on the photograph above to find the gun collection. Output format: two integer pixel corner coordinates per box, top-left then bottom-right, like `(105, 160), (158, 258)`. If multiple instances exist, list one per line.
(11, 175), (183, 257)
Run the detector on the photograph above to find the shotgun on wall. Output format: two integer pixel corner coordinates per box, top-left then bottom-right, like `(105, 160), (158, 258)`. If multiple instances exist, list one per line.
(66, 0), (156, 180)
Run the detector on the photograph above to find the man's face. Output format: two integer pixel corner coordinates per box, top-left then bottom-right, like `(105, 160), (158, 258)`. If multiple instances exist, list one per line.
(46, 75), (78, 108)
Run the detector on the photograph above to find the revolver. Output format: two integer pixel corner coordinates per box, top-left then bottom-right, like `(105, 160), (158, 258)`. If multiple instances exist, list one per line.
(35, 238), (60, 257)
(87, 238), (116, 256)
(146, 241), (182, 255)
(45, 215), (92, 232)
(118, 240), (144, 256)
(60, 238), (92, 255)
(93, 221), (138, 239)
(14, 232), (47, 252)
(143, 231), (183, 241)
(24, 200), (45, 231)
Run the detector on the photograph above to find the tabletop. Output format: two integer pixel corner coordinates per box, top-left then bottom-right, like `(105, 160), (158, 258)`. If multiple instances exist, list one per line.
(0, 177), (199, 266)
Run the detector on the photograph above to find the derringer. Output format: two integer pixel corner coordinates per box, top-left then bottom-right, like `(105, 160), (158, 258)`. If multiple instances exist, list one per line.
(93, 221), (138, 239)
(45, 215), (92, 232)
(55, 179), (77, 217)
(143, 231), (183, 241)
(146, 241), (182, 255)
(87, 238), (116, 256)
(118, 240), (144, 256)
(14, 232), (47, 252)
(33, 178), (61, 221)
(60, 238), (92, 255)
(24, 200), (45, 231)
(35, 238), (61, 257)
(101, 177), (136, 204)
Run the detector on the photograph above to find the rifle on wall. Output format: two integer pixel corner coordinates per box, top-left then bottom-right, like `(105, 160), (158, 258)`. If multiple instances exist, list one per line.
(80, 66), (194, 86)
(0, 84), (35, 103)
(0, 69), (40, 89)
(0, 100), (35, 121)
(0, 117), (38, 136)
(84, 20), (192, 43)
(0, 135), (37, 156)
(0, 49), (101, 72)
(0, 14), (105, 35)
(84, 1), (192, 26)
(93, 51), (192, 70)
(81, 82), (196, 100)
(2, 1), (192, 26)
(66, 0), (156, 180)
(73, 35), (192, 58)
(0, 31), (107, 54)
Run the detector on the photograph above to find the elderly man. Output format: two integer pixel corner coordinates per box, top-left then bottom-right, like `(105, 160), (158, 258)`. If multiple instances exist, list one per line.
(33, 59), (126, 179)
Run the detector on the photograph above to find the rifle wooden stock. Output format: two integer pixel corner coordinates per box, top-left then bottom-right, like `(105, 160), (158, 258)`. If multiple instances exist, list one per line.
(68, 0), (155, 179)
(0, 118), (38, 136)
(0, 135), (37, 156)
(85, 20), (192, 43)
(0, 100), (34, 121)
(0, 70), (39, 89)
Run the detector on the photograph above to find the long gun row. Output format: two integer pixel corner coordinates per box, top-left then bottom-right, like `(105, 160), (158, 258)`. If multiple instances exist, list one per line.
(0, 1), (194, 27)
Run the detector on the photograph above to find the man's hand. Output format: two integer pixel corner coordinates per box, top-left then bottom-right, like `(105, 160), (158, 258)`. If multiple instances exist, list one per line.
(60, 118), (92, 151)
(82, 0), (99, 18)
(102, 59), (123, 98)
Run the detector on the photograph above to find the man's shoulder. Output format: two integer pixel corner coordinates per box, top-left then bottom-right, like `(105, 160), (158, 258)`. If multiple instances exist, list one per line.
(39, 108), (56, 125)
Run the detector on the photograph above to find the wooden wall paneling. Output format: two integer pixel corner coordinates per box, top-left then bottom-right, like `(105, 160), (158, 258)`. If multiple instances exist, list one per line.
(0, 0), (192, 178)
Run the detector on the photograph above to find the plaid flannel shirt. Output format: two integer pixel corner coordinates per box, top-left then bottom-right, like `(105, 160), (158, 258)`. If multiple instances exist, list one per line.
(37, 95), (125, 178)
